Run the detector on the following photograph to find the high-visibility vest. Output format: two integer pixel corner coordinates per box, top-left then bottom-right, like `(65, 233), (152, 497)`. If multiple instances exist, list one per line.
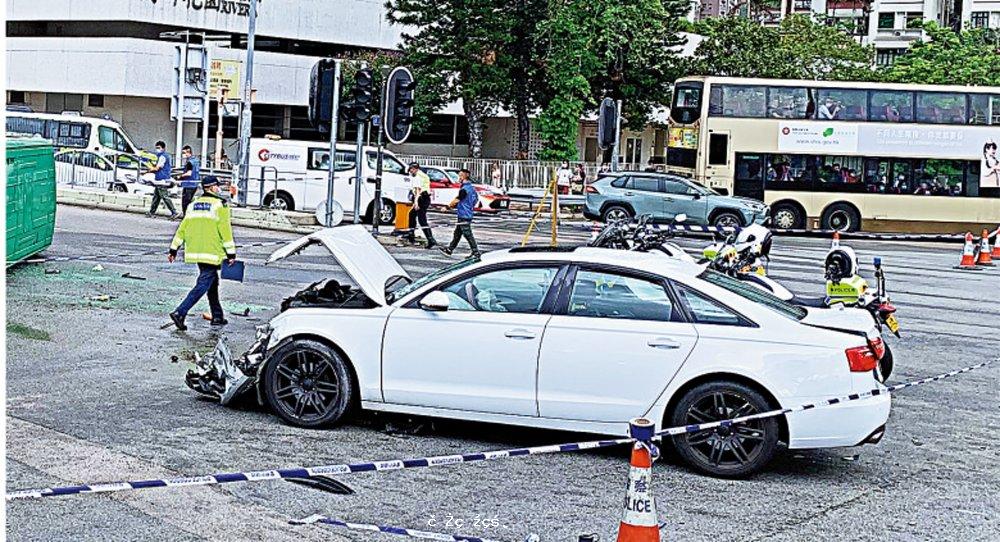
(169, 193), (236, 265)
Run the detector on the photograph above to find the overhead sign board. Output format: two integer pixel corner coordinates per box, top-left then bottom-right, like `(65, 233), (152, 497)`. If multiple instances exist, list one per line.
(209, 59), (242, 99)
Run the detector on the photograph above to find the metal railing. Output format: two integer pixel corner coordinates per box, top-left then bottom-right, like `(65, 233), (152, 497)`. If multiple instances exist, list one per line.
(53, 150), (146, 190)
(393, 154), (643, 189)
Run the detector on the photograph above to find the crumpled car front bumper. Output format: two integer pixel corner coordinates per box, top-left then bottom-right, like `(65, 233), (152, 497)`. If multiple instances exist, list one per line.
(185, 326), (271, 406)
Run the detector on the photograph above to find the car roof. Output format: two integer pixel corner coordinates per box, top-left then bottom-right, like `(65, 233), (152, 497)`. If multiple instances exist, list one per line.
(480, 246), (703, 277)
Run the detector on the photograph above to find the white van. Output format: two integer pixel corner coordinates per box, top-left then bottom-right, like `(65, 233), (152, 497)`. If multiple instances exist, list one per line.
(5, 111), (150, 164)
(247, 138), (414, 225)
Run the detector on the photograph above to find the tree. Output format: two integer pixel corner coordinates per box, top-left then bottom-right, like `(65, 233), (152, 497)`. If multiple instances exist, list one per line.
(882, 22), (1000, 86)
(385, 0), (510, 157)
(687, 15), (876, 81)
(495, 0), (548, 159)
(535, 0), (689, 161)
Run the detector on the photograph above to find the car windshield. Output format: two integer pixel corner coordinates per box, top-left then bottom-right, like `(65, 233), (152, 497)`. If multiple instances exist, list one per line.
(385, 258), (479, 304)
(444, 170), (460, 183)
(698, 269), (807, 320)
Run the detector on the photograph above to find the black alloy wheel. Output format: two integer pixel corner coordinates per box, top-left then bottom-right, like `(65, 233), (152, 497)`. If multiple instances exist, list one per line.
(263, 339), (353, 428)
(669, 381), (780, 477)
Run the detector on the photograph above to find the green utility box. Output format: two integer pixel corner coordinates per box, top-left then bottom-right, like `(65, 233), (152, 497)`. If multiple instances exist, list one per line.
(6, 137), (56, 265)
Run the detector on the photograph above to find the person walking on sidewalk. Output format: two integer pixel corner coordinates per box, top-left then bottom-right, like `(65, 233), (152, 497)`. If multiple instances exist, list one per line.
(177, 145), (201, 216)
(405, 162), (437, 248)
(147, 141), (178, 219)
(167, 176), (236, 330)
(439, 169), (480, 258)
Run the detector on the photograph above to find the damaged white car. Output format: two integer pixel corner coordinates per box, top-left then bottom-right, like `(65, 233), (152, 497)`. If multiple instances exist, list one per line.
(188, 225), (892, 477)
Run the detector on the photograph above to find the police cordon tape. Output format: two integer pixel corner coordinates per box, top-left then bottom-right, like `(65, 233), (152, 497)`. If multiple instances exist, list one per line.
(291, 514), (518, 542)
(584, 221), (1000, 243)
(5, 358), (994, 502)
(10, 240), (290, 266)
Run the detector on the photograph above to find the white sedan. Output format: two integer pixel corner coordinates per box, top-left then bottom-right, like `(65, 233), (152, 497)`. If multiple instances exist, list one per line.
(190, 225), (891, 477)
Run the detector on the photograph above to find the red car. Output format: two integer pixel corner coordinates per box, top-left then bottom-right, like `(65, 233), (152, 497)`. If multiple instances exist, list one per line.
(423, 166), (510, 213)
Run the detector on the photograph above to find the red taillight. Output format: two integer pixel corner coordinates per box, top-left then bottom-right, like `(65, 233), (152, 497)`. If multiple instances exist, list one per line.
(585, 185), (599, 194)
(846, 345), (878, 372)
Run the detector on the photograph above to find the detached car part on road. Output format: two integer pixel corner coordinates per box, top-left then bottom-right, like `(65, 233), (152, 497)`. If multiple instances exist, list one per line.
(188, 226), (891, 477)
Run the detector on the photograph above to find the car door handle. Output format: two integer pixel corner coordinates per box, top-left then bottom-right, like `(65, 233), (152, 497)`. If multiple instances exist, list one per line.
(624, 191), (634, 196)
(504, 328), (537, 340)
(647, 337), (681, 349)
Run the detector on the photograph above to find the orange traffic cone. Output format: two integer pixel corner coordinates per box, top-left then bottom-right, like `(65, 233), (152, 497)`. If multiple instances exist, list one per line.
(617, 418), (659, 542)
(955, 232), (979, 270)
(991, 226), (1000, 259)
(831, 231), (841, 249)
(976, 229), (995, 266)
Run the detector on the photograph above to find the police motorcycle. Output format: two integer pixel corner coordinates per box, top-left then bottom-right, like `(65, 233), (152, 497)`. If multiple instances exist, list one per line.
(700, 222), (794, 300)
(589, 213), (695, 263)
(816, 236), (900, 338)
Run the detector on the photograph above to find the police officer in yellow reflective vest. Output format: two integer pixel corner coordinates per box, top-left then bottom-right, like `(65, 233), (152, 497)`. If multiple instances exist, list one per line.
(167, 176), (236, 330)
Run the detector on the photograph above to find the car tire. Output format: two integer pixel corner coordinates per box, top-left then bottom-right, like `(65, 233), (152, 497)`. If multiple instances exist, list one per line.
(668, 381), (780, 478)
(771, 203), (804, 230)
(264, 192), (295, 212)
(879, 343), (893, 381)
(711, 211), (744, 230)
(262, 339), (354, 428)
(601, 204), (633, 223)
(821, 203), (861, 232)
(365, 198), (397, 225)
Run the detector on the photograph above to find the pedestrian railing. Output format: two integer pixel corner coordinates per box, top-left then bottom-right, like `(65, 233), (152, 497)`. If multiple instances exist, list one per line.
(393, 154), (643, 189)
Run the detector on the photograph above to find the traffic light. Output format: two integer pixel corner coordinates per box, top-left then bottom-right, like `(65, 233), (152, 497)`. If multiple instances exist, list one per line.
(350, 68), (374, 122)
(597, 97), (618, 150)
(383, 66), (416, 144)
(308, 59), (338, 132)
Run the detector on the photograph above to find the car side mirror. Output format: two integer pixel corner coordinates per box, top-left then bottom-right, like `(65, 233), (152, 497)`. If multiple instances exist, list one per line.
(690, 192), (701, 200)
(419, 291), (450, 311)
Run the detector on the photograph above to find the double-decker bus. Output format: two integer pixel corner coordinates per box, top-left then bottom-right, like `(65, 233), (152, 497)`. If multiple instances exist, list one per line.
(666, 76), (1000, 232)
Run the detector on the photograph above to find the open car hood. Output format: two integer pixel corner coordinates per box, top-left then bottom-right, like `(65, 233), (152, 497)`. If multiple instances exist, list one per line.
(266, 225), (410, 306)
(800, 305), (875, 335)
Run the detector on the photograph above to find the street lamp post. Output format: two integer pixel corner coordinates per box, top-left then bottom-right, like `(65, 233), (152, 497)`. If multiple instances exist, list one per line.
(236, 0), (258, 206)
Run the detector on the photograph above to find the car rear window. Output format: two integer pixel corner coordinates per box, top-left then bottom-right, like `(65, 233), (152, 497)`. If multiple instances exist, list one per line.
(698, 270), (807, 321)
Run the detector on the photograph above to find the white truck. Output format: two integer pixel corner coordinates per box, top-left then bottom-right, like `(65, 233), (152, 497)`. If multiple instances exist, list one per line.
(246, 138), (414, 224)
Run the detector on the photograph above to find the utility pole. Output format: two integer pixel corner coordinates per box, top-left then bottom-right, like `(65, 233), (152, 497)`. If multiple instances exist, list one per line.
(236, 0), (257, 206)
(611, 99), (623, 172)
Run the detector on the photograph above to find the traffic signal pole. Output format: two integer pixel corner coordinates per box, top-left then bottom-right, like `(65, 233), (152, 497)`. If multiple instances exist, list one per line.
(324, 60), (342, 227)
(353, 120), (364, 224)
(236, 0), (257, 206)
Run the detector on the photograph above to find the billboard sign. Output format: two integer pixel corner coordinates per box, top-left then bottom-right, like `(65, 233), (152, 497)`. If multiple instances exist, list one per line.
(777, 122), (859, 153)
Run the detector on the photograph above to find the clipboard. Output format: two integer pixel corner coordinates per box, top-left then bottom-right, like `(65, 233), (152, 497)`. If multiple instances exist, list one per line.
(221, 260), (245, 282)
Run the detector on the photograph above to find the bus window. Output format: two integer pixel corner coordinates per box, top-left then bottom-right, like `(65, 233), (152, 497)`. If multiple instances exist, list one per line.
(711, 85), (766, 118)
(766, 155), (815, 189)
(766, 87), (812, 119)
(816, 156), (864, 188)
(969, 94), (999, 125)
(671, 81), (703, 123)
(869, 90), (914, 122)
(816, 89), (867, 121)
(915, 159), (965, 196)
(916, 92), (967, 124)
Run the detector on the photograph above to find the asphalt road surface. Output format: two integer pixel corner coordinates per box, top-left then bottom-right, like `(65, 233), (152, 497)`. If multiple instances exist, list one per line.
(6, 205), (999, 541)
